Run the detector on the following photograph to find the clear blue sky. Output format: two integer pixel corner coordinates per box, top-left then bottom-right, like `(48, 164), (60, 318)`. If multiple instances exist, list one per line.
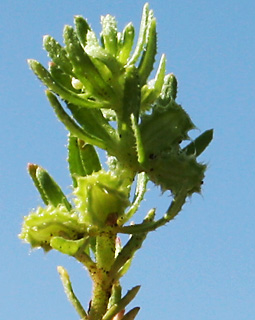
(1, 0), (255, 319)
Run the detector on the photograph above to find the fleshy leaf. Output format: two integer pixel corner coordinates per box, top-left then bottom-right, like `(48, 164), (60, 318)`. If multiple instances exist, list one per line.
(100, 15), (118, 56)
(117, 23), (135, 64)
(183, 129), (213, 157)
(51, 236), (89, 256)
(35, 166), (72, 210)
(137, 14), (157, 86)
(74, 15), (91, 48)
(43, 35), (74, 76)
(67, 135), (87, 187)
(64, 25), (116, 102)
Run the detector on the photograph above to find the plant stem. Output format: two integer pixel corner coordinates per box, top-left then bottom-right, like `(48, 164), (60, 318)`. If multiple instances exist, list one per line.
(117, 188), (187, 234)
(88, 228), (116, 320)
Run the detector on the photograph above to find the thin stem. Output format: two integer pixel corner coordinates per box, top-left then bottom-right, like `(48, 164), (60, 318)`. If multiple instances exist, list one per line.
(74, 245), (97, 275)
(117, 188), (187, 234)
(109, 232), (147, 279)
(119, 172), (148, 225)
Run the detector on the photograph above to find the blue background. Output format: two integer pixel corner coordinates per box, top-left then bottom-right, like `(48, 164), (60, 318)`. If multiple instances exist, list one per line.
(1, 0), (254, 319)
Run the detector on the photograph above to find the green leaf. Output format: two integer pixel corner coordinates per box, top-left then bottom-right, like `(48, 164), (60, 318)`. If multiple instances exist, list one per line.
(128, 3), (150, 65)
(78, 142), (102, 175)
(28, 59), (100, 108)
(67, 103), (116, 149)
(183, 129), (213, 157)
(85, 40), (122, 76)
(43, 35), (74, 76)
(35, 166), (72, 210)
(46, 91), (108, 150)
(67, 135), (86, 187)
(57, 266), (88, 319)
(141, 54), (166, 111)
(51, 236), (89, 256)
(117, 23), (135, 64)
(121, 65), (141, 121)
(74, 15), (91, 48)
(120, 172), (148, 224)
(48, 62), (78, 93)
(27, 163), (49, 205)
(100, 15), (118, 56)
(137, 16), (157, 86)
(68, 136), (102, 182)
(102, 286), (140, 320)
(63, 25), (115, 102)
(122, 307), (140, 320)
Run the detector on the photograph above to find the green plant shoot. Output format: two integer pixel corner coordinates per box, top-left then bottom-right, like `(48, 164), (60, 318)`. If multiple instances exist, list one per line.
(20, 3), (213, 319)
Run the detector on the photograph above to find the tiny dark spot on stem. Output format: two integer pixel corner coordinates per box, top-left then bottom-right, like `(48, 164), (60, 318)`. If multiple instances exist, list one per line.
(149, 153), (156, 160)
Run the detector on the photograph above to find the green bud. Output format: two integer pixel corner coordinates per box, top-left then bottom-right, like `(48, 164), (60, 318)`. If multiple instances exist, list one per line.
(158, 73), (178, 105)
(74, 170), (130, 227)
(19, 205), (86, 251)
(67, 103), (116, 148)
(140, 101), (195, 158)
(71, 77), (83, 90)
(145, 151), (206, 195)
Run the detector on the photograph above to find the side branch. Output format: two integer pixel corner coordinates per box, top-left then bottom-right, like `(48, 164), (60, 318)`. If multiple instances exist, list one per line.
(117, 188), (187, 234)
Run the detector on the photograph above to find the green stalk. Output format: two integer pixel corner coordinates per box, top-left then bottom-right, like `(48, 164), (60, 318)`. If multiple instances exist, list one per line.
(118, 188), (187, 234)
(88, 228), (116, 320)
(21, 4), (213, 320)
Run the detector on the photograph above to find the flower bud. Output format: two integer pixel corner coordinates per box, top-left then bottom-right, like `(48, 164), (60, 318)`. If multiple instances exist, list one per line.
(19, 205), (86, 252)
(140, 100), (195, 157)
(74, 170), (130, 227)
